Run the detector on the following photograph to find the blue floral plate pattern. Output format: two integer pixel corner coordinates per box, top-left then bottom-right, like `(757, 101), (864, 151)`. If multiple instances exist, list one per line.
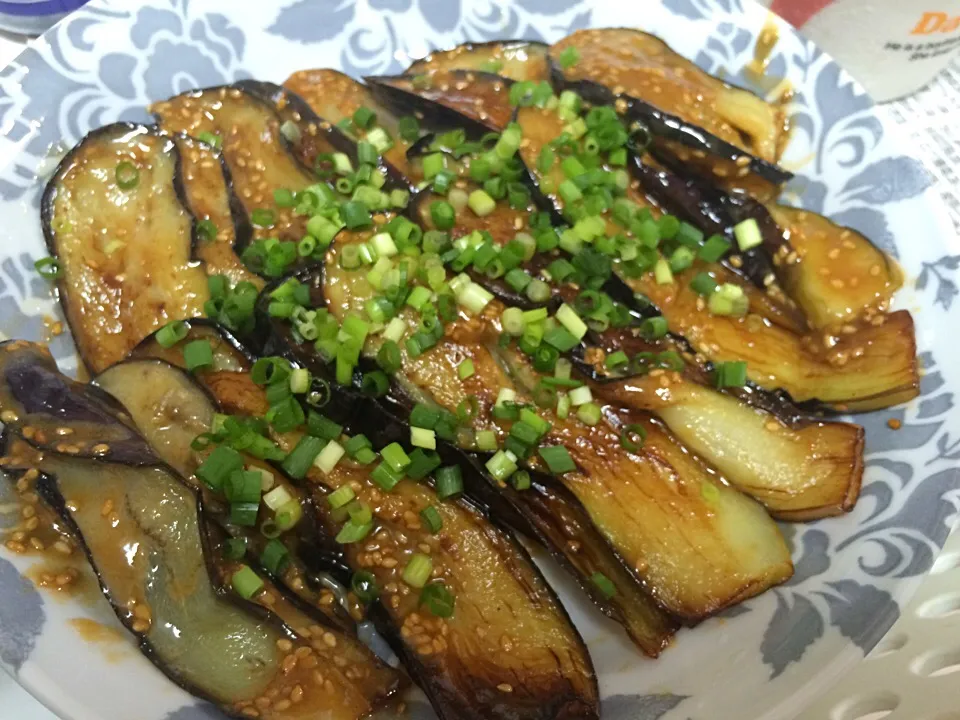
(0, 1), (957, 719)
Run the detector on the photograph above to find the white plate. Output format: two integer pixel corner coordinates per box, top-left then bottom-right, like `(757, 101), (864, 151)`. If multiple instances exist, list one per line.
(0, 1), (958, 719)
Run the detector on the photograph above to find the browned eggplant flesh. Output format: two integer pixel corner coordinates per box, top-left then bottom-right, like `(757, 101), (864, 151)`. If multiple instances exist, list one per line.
(41, 123), (208, 375)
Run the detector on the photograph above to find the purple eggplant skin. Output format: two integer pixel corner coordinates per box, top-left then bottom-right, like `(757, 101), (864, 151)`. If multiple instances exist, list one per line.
(629, 155), (789, 296)
(235, 79), (414, 195)
(0, 341), (154, 465)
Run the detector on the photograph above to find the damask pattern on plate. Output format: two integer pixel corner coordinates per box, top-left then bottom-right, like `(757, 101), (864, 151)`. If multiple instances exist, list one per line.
(0, 1), (957, 719)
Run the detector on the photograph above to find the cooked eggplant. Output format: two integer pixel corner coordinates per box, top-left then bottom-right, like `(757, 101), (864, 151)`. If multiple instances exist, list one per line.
(0, 342), (399, 719)
(407, 41), (551, 83)
(173, 133), (261, 288)
(41, 123), (208, 374)
(284, 69), (423, 181)
(235, 79), (411, 196)
(151, 86), (318, 256)
(549, 29), (792, 200)
(630, 266), (919, 411)
(294, 225), (793, 620)
(94, 354), (354, 632)
(584, 355), (864, 520)
(93, 354), (406, 706)
(367, 70), (515, 132)
(550, 28), (788, 160)
(128, 321), (599, 720)
(766, 204), (903, 329)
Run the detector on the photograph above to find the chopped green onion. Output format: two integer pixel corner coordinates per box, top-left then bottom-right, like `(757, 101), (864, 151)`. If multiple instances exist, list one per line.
(197, 131), (222, 149)
(115, 160), (140, 189)
(538, 445), (576, 474)
(342, 201), (373, 230)
(380, 442), (411, 473)
(307, 412), (342, 441)
(431, 200), (455, 230)
(486, 450), (518, 482)
(411, 427), (437, 450)
(402, 553), (433, 588)
(406, 449), (442, 480)
(366, 127), (393, 154)
(399, 116), (420, 142)
(263, 485), (293, 511)
(654, 257), (674, 285)
(420, 505), (443, 534)
(282, 435), (325, 479)
(289, 368), (311, 394)
(313, 440), (346, 475)
(558, 46), (581, 69)
(734, 218), (762, 251)
(467, 189), (496, 217)
(640, 316), (668, 340)
(555, 303), (588, 340)
(435, 466), (463, 499)
(336, 519), (374, 544)
(690, 272), (719, 296)
(511, 470), (531, 491)
(708, 283), (749, 317)
(156, 320), (189, 348)
(260, 539), (290, 574)
(183, 339), (213, 371)
(231, 565), (263, 599)
(475, 430), (498, 452)
(605, 350), (630, 369)
(699, 234), (731, 263)
(275, 499), (303, 531)
(591, 571), (616, 599)
(33, 256), (62, 279)
(420, 582), (455, 618)
(230, 501), (260, 527)
(224, 470), (262, 504)
(196, 445), (244, 490)
(361, 370), (390, 396)
(620, 423), (647, 452)
(576, 402), (601, 426)
(714, 360), (748, 388)
(224, 537), (247, 560)
(569, 385), (593, 406)
(327, 484), (356, 509)
(458, 359), (475, 380)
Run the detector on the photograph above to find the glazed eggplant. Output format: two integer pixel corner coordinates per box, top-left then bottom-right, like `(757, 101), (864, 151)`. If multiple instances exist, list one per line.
(292, 225), (793, 621)
(127, 322), (599, 720)
(766, 204), (904, 329)
(151, 86), (319, 257)
(234, 80), (411, 196)
(630, 266), (920, 411)
(367, 69), (515, 132)
(265, 264), (677, 654)
(284, 69), (423, 181)
(94, 352), (355, 633)
(0, 342), (399, 720)
(549, 30), (792, 200)
(173, 133), (261, 288)
(581, 345), (864, 520)
(93, 355), (407, 705)
(407, 40), (551, 83)
(41, 123), (209, 374)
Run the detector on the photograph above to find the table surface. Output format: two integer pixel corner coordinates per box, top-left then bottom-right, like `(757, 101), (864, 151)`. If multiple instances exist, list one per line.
(1, 24), (959, 720)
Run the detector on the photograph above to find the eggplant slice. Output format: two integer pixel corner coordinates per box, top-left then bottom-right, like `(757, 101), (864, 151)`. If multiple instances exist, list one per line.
(41, 122), (208, 374)
(407, 40), (551, 83)
(284, 69), (422, 181)
(766, 204), (904, 329)
(0, 342), (400, 720)
(549, 29), (792, 200)
(131, 322), (599, 720)
(299, 226), (793, 621)
(367, 70), (515, 132)
(94, 353), (356, 634)
(151, 86), (319, 256)
(173, 133), (261, 288)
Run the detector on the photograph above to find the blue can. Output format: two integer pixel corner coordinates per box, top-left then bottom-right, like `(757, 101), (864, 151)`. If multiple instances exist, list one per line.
(0, 0), (89, 35)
